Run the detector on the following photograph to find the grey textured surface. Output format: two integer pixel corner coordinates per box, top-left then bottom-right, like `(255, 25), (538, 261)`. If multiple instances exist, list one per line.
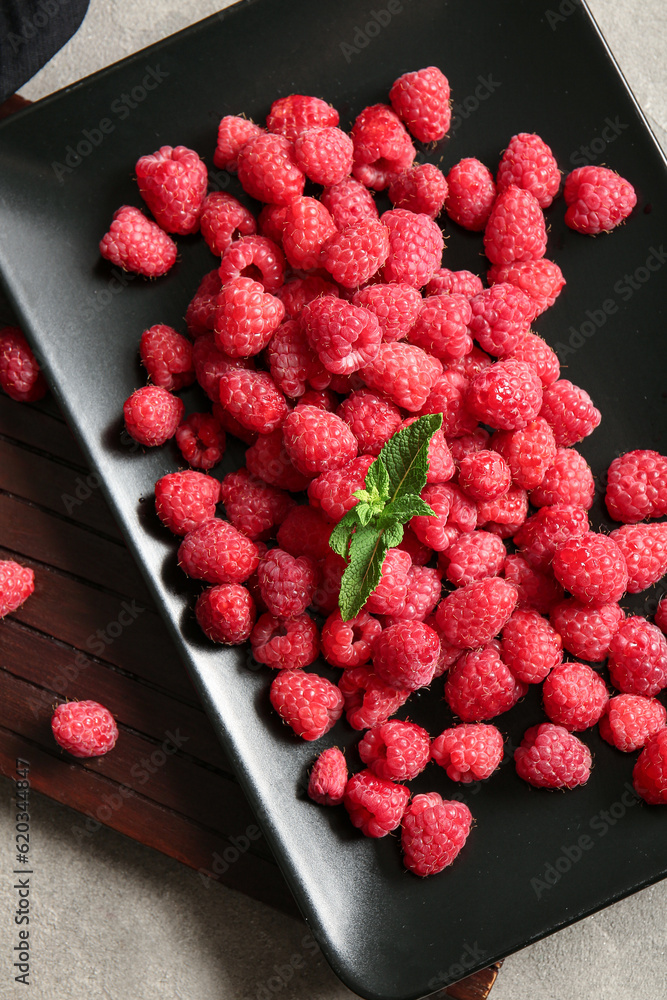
(2, 1), (667, 998)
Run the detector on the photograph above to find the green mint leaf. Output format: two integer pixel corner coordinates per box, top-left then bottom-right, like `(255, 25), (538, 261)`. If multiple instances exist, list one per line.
(365, 456), (391, 502)
(381, 522), (405, 549)
(379, 495), (437, 527)
(355, 502), (374, 527)
(329, 507), (360, 559)
(338, 526), (388, 621)
(377, 413), (443, 502)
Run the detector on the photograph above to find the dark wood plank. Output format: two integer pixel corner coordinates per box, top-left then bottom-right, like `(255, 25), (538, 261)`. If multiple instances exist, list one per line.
(0, 393), (84, 465)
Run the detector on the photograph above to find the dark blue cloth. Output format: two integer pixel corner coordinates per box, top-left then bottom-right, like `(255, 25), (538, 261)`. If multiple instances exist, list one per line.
(1, 0), (90, 102)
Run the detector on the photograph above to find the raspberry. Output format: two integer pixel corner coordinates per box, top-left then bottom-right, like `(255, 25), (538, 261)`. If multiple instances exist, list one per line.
(51, 700), (118, 759)
(501, 609), (562, 683)
(276, 505), (332, 561)
(362, 342), (442, 412)
(550, 599), (624, 662)
(458, 450), (511, 501)
(503, 553), (564, 615)
(656, 598), (667, 635)
(607, 617), (667, 697)
(388, 163), (448, 218)
(420, 371), (478, 437)
(178, 518), (259, 584)
(321, 609), (381, 668)
(278, 197), (335, 271)
(99, 205), (177, 277)
(265, 320), (329, 399)
(344, 769), (410, 837)
(0, 560), (35, 617)
(553, 532), (628, 607)
(237, 133), (305, 205)
(136, 144), (207, 234)
(351, 104), (416, 190)
(380, 209), (443, 288)
(389, 66), (451, 142)
(186, 271), (221, 337)
(365, 548), (412, 617)
(397, 528), (433, 567)
(564, 165), (637, 234)
(308, 747), (348, 806)
(425, 268), (484, 299)
(282, 405), (358, 476)
(633, 729), (667, 805)
(257, 548), (319, 618)
(514, 723), (592, 789)
(277, 277), (339, 322)
(529, 447), (595, 509)
(476, 485), (529, 538)
(321, 219), (390, 288)
(320, 177), (379, 230)
(399, 416), (454, 484)
(359, 720), (431, 782)
(484, 185), (547, 265)
(213, 407), (257, 450)
(489, 419), (558, 491)
(195, 583), (256, 644)
(175, 412), (226, 470)
(246, 430), (312, 492)
(391, 565), (442, 621)
(407, 293), (472, 362)
(301, 296), (382, 374)
(401, 794), (472, 877)
(293, 126), (353, 186)
(445, 642), (527, 721)
(270, 669), (344, 741)
(350, 284), (421, 346)
(308, 454), (374, 523)
(193, 333), (253, 401)
(496, 133), (561, 208)
(468, 283), (536, 357)
(0, 327), (47, 402)
(213, 115), (263, 171)
(199, 192), (257, 255)
(123, 385), (184, 447)
(605, 450), (667, 523)
(338, 665), (410, 730)
(542, 661), (608, 731)
(599, 695), (667, 753)
(441, 531), (506, 587)
(219, 467), (294, 541)
(513, 503), (590, 572)
(539, 380), (601, 447)
(447, 427), (491, 462)
(431, 724), (504, 782)
(154, 470), (221, 537)
(465, 359), (543, 431)
(409, 482), (455, 552)
(488, 259), (566, 317)
(504, 332), (560, 386)
(372, 619), (441, 691)
(218, 235), (286, 292)
(609, 523), (667, 593)
(250, 612), (319, 670)
(257, 203), (289, 243)
(444, 157), (496, 231)
(266, 94), (339, 141)
(435, 577), (518, 649)
(139, 324), (194, 391)
(218, 369), (288, 434)
(214, 277), (285, 357)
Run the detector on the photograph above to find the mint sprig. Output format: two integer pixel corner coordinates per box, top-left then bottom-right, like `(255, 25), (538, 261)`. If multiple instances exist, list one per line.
(330, 413), (443, 621)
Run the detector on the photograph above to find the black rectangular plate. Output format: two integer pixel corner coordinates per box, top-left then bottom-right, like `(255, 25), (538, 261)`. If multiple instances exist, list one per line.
(1, 2), (666, 997)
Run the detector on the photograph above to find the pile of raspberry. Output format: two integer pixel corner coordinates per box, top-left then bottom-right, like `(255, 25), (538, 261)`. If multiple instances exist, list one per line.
(101, 68), (666, 877)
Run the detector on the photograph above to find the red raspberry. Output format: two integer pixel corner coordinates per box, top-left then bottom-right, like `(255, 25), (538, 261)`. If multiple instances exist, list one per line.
(431, 724), (504, 782)
(359, 720), (431, 782)
(51, 700), (118, 759)
(610, 523), (667, 594)
(465, 359), (543, 431)
(501, 609), (562, 683)
(257, 203), (289, 243)
(276, 505), (332, 561)
(550, 599), (624, 662)
(401, 794), (472, 877)
(123, 385), (184, 447)
(218, 369), (288, 434)
(435, 577), (518, 649)
(246, 430), (312, 492)
(400, 416), (455, 484)
(449, 347), (494, 381)
(99, 205), (177, 277)
(213, 396), (260, 446)
(344, 770), (410, 837)
(186, 270), (221, 337)
(270, 669), (344, 741)
(505, 332), (560, 386)
(365, 548), (412, 617)
(503, 553), (564, 615)
(214, 277), (285, 358)
(633, 729), (667, 804)
(397, 527), (433, 567)
(407, 293), (472, 362)
(599, 695), (667, 753)
(179, 518), (259, 584)
(293, 126), (353, 186)
(440, 531), (506, 587)
(490, 419), (558, 491)
(607, 617), (667, 697)
(476, 485), (529, 538)
(307, 454), (373, 523)
(514, 723), (592, 789)
(564, 165), (637, 234)
(539, 380), (601, 447)
(488, 259), (565, 317)
(513, 504), (590, 572)
(468, 283), (536, 357)
(321, 609), (381, 669)
(362, 342), (442, 412)
(543, 661), (608, 731)
(250, 612), (319, 670)
(381, 209), (443, 288)
(335, 389), (401, 456)
(389, 66), (451, 142)
(308, 747), (347, 806)
(656, 598), (667, 635)
(301, 296), (382, 375)
(390, 565), (442, 622)
(192, 333), (254, 403)
(281, 196), (337, 270)
(425, 268), (484, 299)
(237, 133), (305, 205)
(496, 132), (561, 208)
(351, 104), (416, 190)
(276, 275), (339, 320)
(175, 412), (226, 470)
(321, 219), (390, 288)
(444, 157), (496, 231)
(372, 620), (441, 692)
(139, 324), (194, 391)
(445, 642), (526, 721)
(409, 483), (455, 552)
(529, 447), (595, 509)
(458, 450), (511, 501)
(282, 405), (357, 476)
(388, 163), (448, 218)
(420, 371), (478, 437)
(351, 283), (422, 344)
(136, 144), (207, 234)
(199, 192), (257, 256)
(484, 185), (547, 265)
(266, 320), (329, 399)
(320, 177), (379, 230)
(605, 449), (667, 523)
(433, 483), (477, 537)
(154, 470), (221, 537)
(338, 665), (410, 730)
(219, 468), (294, 541)
(195, 584), (256, 644)
(214, 114), (263, 170)
(0, 327), (47, 402)
(257, 548), (319, 618)
(266, 94), (339, 141)
(218, 234), (286, 292)
(447, 427), (491, 463)
(0, 560), (35, 617)
(553, 532), (628, 607)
